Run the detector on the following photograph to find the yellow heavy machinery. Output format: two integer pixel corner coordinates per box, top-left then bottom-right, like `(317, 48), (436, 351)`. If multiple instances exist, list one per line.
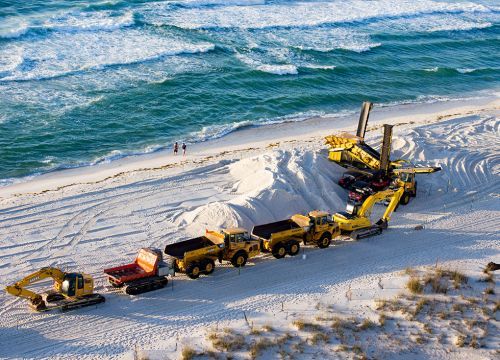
(392, 167), (439, 205)
(5, 267), (105, 312)
(252, 211), (340, 258)
(164, 228), (260, 279)
(333, 187), (404, 240)
(325, 102), (440, 204)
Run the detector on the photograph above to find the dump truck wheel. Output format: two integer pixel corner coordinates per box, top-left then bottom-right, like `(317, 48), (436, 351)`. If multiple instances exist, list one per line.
(186, 263), (201, 279)
(400, 192), (411, 205)
(287, 241), (300, 256)
(231, 252), (248, 268)
(272, 244), (287, 259)
(203, 259), (215, 274)
(318, 233), (332, 249)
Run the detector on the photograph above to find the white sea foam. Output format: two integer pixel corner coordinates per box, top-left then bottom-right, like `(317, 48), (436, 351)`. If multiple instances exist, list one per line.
(144, 0), (490, 30)
(42, 10), (135, 32)
(0, 30), (215, 81)
(422, 67), (484, 74)
(172, 0), (266, 6)
(189, 110), (327, 142)
(256, 64), (298, 75)
(0, 10), (136, 39)
(427, 20), (492, 32)
(272, 27), (381, 53)
(367, 12), (494, 34)
(301, 64), (336, 70)
(235, 52), (298, 75)
(457, 68), (477, 74)
(0, 18), (30, 39)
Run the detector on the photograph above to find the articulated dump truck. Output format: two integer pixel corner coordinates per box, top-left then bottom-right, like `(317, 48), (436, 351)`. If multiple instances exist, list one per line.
(252, 211), (340, 259)
(164, 228), (260, 279)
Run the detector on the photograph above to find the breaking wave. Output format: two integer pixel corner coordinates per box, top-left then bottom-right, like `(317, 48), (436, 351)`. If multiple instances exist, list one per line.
(0, 30), (215, 81)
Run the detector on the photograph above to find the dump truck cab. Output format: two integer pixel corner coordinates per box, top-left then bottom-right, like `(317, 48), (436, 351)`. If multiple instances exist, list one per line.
(217, 228), (260, 267)
(304, 211), (339, 247)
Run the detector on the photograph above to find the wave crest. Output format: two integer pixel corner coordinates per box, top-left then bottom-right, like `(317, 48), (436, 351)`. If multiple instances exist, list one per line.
(0, 30), (215, 82)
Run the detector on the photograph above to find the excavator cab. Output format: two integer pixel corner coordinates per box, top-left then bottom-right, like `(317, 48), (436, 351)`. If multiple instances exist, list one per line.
(61, 273), (82, 297)
(60, 273), (93, 298)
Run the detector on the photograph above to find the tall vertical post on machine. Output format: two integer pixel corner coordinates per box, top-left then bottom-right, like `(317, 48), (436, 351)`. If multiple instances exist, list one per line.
(356, 101), (373, 139)
(380, 124), (393, 174)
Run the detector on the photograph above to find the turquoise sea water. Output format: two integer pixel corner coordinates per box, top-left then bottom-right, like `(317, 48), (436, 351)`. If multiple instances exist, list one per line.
(0, 0), (499, 183)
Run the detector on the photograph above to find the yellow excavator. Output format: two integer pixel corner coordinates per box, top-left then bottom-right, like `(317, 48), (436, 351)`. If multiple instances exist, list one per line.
(5, 267), (105, 312)
(333, 187), (404, 240)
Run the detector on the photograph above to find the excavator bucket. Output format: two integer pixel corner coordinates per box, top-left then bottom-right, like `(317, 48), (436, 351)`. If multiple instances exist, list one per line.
(380, 124), (393, 174)
(356, 102), (373, 139)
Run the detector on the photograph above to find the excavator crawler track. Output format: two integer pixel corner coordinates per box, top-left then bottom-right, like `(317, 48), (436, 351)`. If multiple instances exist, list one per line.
(61, 294), (106, 312)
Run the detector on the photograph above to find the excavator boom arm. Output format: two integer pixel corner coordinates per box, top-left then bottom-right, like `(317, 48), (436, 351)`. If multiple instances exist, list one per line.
(358, 189), (399, 218)
(381, 188), (404, 222)
(5, 267), (66, 302)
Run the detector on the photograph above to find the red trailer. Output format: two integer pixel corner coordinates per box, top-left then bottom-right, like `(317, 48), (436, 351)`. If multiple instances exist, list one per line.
(104, 248), (174, 295)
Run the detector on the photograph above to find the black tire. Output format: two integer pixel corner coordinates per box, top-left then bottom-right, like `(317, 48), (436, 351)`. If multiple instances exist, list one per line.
(231, 252), (248, 268)
(186, 263), (201, 279)
(400, 192), (411, 205)
(317, 232), (332, 249)
(287, 240), (300, 256)
(272, 243), (287, 259)
(203, 259), (215, 274)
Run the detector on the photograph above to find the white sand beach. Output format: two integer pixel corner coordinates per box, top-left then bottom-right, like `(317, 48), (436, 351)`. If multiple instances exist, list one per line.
(0, 97), (498, 359)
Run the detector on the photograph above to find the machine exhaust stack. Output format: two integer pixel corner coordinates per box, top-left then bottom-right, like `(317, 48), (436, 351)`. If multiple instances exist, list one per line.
(380, 124), (393, 174)
(356, 101), (373, 139)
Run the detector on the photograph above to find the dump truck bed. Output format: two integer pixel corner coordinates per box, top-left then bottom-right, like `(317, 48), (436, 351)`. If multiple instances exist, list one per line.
(164, 236), (218, 259)
(252, 219), (302, 240)
(104, 248), (160, 285)
(104, 263), (152, 284)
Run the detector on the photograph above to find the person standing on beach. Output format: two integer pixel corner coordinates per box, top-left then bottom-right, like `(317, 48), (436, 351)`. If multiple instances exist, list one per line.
(182, 142), (187, 156)
(173, 142), (178, 155)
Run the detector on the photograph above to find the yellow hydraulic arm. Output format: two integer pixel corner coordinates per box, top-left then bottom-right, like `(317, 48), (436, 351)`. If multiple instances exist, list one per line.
(393, 167), (441, 175)
(380, 187), (405, 223)
(357, 188), (403, 218)
(5, 267), (65, 304)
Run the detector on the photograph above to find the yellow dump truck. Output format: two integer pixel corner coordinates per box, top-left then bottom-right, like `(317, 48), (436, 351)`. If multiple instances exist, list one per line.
(251, 211), (340, 259)
(164, 228), (260, 279)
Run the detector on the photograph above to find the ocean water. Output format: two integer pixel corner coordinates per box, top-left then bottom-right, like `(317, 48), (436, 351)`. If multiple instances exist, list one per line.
(0, 0), (499, 183)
